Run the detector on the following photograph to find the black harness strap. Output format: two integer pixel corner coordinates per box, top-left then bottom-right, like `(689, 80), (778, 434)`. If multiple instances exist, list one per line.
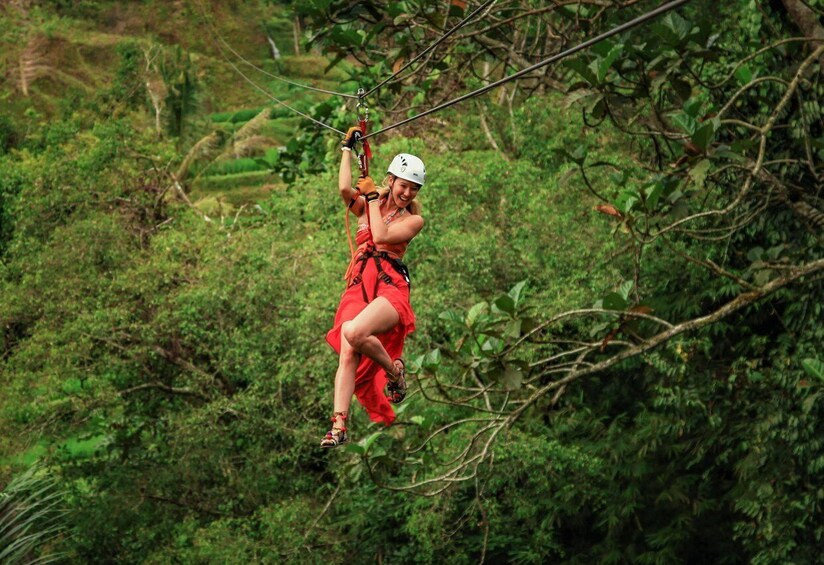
(349, 251), (410, 304)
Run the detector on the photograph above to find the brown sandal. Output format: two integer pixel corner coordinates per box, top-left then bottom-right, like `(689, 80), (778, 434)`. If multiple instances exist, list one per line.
(385, 359), (407, 404)
(320, 411), (348, 448)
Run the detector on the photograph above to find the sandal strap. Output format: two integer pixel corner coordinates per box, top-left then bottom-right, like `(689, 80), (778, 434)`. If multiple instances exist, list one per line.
(387, 359), (406, 382)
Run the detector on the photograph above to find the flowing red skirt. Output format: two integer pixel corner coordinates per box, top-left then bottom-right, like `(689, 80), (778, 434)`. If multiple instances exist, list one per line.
(326, 258), (416, 426)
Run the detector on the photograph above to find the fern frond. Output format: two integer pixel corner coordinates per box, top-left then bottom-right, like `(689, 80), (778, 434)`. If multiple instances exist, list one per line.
(175, 130), (225, 182)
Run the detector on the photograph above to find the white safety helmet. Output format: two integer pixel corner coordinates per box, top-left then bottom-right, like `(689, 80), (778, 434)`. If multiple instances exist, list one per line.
(387, 153), (426, 187)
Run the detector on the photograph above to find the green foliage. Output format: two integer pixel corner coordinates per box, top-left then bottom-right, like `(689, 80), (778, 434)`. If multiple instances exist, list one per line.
(111, 41), (143, 108)
(0, 465), (68, 564)
(1, 1), (823, 563)
(158, 45), (198, 140)
(0, 114), (20, 156)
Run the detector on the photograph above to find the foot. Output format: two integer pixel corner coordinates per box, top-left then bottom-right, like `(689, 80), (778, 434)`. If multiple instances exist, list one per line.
(385, 359), (407, 404)
(320, 412), (348, 448)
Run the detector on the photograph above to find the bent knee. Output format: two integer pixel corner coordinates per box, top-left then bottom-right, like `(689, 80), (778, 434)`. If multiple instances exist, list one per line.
(342, 322), (370, 350)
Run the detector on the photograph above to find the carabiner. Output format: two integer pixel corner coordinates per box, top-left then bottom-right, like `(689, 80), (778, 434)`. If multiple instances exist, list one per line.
(356, 87), (369, 124)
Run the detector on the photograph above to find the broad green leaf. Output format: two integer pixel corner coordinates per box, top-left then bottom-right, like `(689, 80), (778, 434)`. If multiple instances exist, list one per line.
(564, 89), (598, 109)
(503, 364), (523, 390)
(610, 170), (629, 187)
(494, 294), (515, 315)
(360, 431), (382, 454)
(422, 348), (441, 369)
(571, 144), (588, 164)
(683, 98), (702, 118)
(765, 245), (785, 260)
(691, 120), (717, 151)
(801, 359), (824, 382)
(617, 189), (641, 213)
(466, 301), (489, 328)
(671, 112), (697, 135)
(481, 336), (503, 354)
(596, 44), (624, 83)
(662, 12), (691, 41)
(734, 64), (753, 85)
(344, 443), (365, 455)
(688, 159), (711, 190)
(645, 181), (664, 210)
(408, 355), (425, 374)
(602, 292), (627, 311)
(754, 269), (773, 286)
(506, 319), (522, 338)
(667, 189), (684, 204)
(670, 198), (689, 218)
(747, 247), (764, 261)
(618, 281), (634, 301)
(747, 371), (764, 383)
(438, 310), (464, 324)
(564, 57), (598, 85)
(589, 320), (610, 338)
(588, 97), (606, 119)
(508, 280), (528, 306)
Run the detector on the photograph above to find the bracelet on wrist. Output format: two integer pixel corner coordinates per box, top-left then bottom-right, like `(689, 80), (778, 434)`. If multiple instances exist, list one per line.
(365, 191), (380, 202)
(341, 147), (352, 152)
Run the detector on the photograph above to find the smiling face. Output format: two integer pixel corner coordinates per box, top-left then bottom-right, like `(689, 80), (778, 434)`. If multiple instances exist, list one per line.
(389, 175), (421, 208)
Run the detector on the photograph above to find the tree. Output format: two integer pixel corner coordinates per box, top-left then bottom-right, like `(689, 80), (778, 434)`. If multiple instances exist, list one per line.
(294, 1), (823, 560)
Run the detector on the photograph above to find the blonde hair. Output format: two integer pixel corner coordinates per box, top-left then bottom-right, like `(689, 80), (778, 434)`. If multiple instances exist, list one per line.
(379, 175), (422, 215)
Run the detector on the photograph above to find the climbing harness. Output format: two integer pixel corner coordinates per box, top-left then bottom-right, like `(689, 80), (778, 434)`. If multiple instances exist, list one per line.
(348, 247), (411, 303)
(344, 196), (412, 303)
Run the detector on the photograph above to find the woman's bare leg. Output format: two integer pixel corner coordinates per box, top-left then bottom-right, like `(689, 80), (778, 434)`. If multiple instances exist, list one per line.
(342, 297), (401, 376)
(333, 326), (360, 417)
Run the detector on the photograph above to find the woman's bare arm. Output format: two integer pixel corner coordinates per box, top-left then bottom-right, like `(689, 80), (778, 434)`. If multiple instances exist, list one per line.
(367, 202), (424, 244)
(338, 150), (365, 215)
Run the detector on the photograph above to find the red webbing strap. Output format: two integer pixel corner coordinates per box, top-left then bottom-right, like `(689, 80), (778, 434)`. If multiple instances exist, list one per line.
(343, 119), (370, 282)
(344, 205), (356, 280)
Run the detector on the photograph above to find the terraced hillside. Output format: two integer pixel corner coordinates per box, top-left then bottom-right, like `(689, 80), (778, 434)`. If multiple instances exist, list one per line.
(0, 0), (350, 209)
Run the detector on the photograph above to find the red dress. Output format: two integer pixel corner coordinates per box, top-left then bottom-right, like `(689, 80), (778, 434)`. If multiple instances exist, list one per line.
(325, 217), (416, 426)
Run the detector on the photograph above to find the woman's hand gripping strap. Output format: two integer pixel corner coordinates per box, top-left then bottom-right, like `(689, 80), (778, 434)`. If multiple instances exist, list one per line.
(341, 126), (362, 150)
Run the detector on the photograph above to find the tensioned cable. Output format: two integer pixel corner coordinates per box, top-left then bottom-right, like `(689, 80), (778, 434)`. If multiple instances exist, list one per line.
(216, 35), (359, 100)
(363, 0), (691, 140)
(216, 42), (346, 136)
(193, 0), (346, 135)
(363, 0), (498, 98)
(194, 0), (357, 99)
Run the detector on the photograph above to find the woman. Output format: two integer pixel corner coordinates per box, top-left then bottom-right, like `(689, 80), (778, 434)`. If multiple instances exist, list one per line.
(321, 127), (426, 448)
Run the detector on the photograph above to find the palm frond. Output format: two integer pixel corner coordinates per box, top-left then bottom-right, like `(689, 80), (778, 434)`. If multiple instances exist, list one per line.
(0, 465), (68, 565)
(216, 135), (276, 161)
(175, 130), (225, 182)
(232, 108), (272, 144)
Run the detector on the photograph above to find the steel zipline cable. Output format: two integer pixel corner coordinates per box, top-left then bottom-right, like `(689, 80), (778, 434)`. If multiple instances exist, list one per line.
(194, 0), (347, 135)
(215, 41), (346, 136)
(363, 0), (498, 99)
(195, 0), (357, 99)
(363, 0), (691, 140)
(216, 35), (360, 100)
(206, 0), (690, 142)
